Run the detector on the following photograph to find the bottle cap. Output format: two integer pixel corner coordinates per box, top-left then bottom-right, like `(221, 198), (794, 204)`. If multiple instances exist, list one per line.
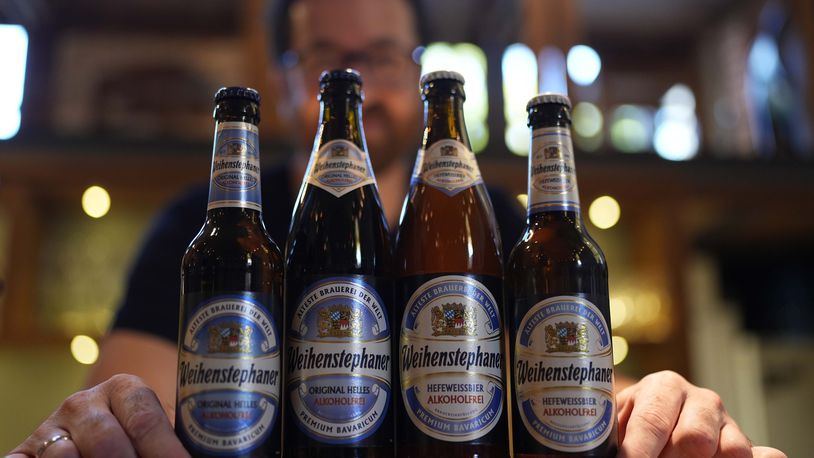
(526, 93), (571, 111)
(420, 70), (465, 88)
(320, 68), (363, 86)
(214, 87), (261, 104)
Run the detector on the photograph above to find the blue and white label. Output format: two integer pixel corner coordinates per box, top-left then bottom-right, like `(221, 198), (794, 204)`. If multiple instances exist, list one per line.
(528, 127), (580, 214)
(177, 294), (281, 455)
(514, 296), (614, 452)
(207, 122), (262, 211)
(287, 277), (391, 444)
(306, 139), (376, 198)
(412, 139), (483, 196)
(400, 275), (504, 441)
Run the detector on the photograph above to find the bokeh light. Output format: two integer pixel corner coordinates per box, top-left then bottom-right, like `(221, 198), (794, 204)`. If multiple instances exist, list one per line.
(502, 43), (538, 156)
(589, 195), (621, 229)
(421, 42), (489, 152)
(82, 185), (111, 218)
(612, 336), (629, 365)
(0, 24), (28, 140)
(610, 105), (652, 153)
(539, 46), (568, 96)
(71, 335), (99, 365)
(567, 45), (601, 86)
(610, 296), (629, 329)
(749, 33), (780, 83)
(654, 119), (699, 161)
(573, 102), (604, 138)
(654, 83), (699, 161)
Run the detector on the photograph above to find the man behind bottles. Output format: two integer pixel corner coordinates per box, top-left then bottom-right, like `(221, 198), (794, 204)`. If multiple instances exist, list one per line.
(7, 1), (786, 457)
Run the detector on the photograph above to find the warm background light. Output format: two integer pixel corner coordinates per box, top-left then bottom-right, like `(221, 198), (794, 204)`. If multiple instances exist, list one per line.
(588, 195), (621, 229)
(612, 336), (629, 365)
(70, 335), (99, 365)
(82, 185), (111, 218)
(610, 296), (629, 329)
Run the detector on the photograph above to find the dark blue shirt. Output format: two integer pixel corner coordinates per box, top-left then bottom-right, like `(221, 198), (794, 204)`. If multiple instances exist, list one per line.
(113, 164), (525, 343)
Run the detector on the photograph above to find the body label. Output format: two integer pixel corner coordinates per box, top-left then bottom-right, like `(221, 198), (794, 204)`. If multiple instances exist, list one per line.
(528, 127), (580, 214)
(208, 122), (262, 211)
(400, 275), (504, 442)
(177, 294), (281, 456)
(306, 139), (376, 198)
(287, 277), (391, 444)
(412, 139), (483, 196)
(514, 296), (614, 452)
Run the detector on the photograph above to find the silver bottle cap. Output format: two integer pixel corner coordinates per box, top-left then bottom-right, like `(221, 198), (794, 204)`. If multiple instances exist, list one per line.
(526, 93), (572, 111)
(419, 70), (465, 88)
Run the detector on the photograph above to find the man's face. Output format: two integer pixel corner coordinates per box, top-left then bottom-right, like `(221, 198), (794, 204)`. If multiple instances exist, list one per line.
(285, 0), (422, 172)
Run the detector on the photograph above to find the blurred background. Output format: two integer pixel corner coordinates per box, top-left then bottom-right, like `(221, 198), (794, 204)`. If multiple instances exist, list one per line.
(1, 0), (813, 454)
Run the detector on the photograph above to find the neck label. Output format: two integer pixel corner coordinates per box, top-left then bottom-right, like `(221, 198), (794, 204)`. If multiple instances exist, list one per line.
(412, 139), (482, 196)
(207, 122), (262, 211)
(528, 127), (580, 214)
(306, 139), (376, 198)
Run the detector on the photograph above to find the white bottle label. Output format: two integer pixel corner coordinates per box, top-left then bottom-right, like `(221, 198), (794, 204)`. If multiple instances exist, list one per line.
(306, 139), (376, 198)
(208, 122), (262, 211)
(528, 127), (580, 214)
(412, 139), (483, 196)
(287, 277), (391, 444)
(514, 296), (615, 452)
(400, 275), (504, 442)
(177, 295), (281, 455)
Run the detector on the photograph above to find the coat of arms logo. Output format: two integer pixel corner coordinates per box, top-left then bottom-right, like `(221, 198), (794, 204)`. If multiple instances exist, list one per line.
(208, 322), (253, 353)
(431, 303), (476, 337)
(318, 305), (362, 338)
(545, 321), (588, 353)
(440, 145), (458, 156)
(543, 145), (562, 160)
(226, 142), (247, 156)
(331, 145), (349, 157)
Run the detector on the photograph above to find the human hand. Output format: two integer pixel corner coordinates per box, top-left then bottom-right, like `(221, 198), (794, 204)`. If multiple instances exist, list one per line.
(7, 374), (189, 458)
(617, 370), (786, 457)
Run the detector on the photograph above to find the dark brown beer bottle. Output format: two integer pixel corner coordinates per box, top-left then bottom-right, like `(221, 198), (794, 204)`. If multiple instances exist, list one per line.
(176, 87), (284, 457)
(394, 71), (509, 457)
(507, 93), (617, 457)
(285, 69), (393, 458)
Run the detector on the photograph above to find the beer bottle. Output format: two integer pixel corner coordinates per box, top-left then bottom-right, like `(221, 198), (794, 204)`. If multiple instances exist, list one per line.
(394, 71), (509, 457)
(507, 93), (617, 457)
(176, 87), (284, 457)
(285, 69), (393, 458)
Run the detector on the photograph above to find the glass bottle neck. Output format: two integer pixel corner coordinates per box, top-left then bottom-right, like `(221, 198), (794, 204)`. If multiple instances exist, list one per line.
(206, 206), (263, 223)
(423, 94), (471, 149)
(527, 209), (584, 228)
(316, 95), (365, 149)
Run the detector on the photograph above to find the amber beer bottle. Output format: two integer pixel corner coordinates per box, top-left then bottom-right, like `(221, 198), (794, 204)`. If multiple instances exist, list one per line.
(285, 69), (393, 458)
(507, 94), (618, 457)
(394, 71), (508, 457)
(176, 87), (284, 457)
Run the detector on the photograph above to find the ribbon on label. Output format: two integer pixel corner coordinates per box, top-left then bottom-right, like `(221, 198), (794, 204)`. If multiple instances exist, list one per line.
(179, 395), (276, 454)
